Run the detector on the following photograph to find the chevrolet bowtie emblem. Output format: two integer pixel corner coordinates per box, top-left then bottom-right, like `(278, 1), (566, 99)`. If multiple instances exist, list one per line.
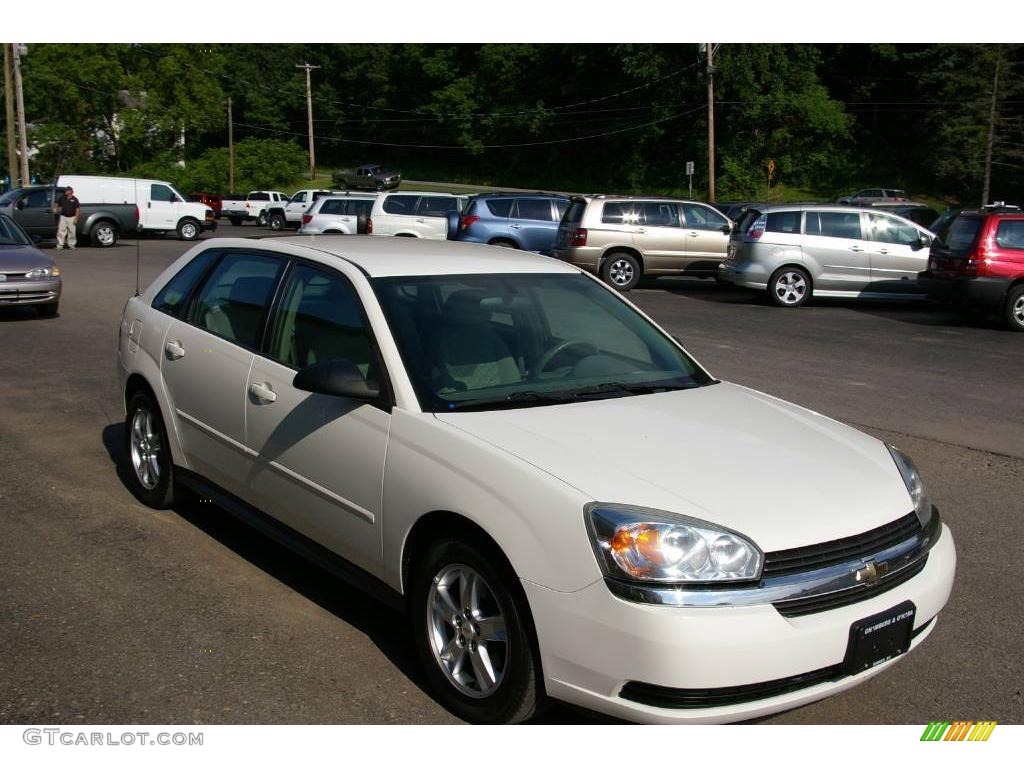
(856, 560), (890, 585)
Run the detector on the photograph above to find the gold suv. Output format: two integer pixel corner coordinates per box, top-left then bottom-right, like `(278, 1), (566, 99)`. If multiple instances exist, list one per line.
(553, 195), (733, 290)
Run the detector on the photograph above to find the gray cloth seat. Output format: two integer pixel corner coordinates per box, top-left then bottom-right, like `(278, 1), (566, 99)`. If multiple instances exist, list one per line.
(434, 290), (520, 392)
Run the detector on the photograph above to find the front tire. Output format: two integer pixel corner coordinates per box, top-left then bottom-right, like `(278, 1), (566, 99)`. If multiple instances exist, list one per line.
(600, 251), (641, 291)
(91, 220), (119, 247)
(1004, 284), (1024, 331)
(410, 535), (543, 723)
(125, 390), (176, 509)
(768, 265), (812, 307)
(37, 302), (59, 318)
(177, 218), (200, 241)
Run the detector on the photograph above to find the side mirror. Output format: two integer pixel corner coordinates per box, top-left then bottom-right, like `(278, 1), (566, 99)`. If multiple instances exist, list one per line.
(293, 357), (380, 401)
(911, 235), (929, 251)
(720, 224), (732, 234)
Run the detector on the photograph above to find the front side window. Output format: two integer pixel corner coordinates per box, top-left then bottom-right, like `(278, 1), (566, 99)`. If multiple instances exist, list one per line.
(292, 192), (307, 205)
(189, 252), (284, 348)
(867, 213), (920, 246)
(805, 211), (863, 239)
(268, 264), (376, 381)
(22, 189), (52, 209)
(682, 203), (727, 230)
(151, 185), (176, 203)
(512, 199), (555, 222)
(373, 273), (712, 412)
(153, 249), (220, 317)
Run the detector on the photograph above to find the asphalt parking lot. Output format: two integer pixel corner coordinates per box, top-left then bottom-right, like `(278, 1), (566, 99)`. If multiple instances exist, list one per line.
(1, 226), (1022, 725)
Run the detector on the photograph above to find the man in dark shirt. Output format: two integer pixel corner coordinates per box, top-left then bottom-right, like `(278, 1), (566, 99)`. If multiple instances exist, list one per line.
(54, 186), (80, 250)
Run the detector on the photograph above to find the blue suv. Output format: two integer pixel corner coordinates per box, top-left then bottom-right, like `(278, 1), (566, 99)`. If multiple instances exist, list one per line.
(447, 193), (569, 253)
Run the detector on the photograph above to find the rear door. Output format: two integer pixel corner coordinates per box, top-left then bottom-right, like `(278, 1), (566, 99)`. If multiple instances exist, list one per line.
(865, 212), (929, 293)
(629, 201), (685, 271)
(802, 210), (871, 291)
(509, 198), (559, 251)
(414, 195), (461, 239)
(681, 202), (732, 272)
(160, 249), (286, 495)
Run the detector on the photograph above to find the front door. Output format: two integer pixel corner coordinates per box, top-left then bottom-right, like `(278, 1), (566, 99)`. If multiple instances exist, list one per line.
(146, 183), (179, 230)
(15, 188), (55, 236)
(865, 212), (929, 294)
(244, 262), (389, 573)
(285, 191), (308, 222)
(160, 250), (285, 495)
(802, 210), (871, 292)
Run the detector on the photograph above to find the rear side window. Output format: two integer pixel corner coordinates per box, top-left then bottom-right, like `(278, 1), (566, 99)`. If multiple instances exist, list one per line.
(601, 202), (640, 224)
(512, 198), (555, 222)
(563, 200), (586, 224)
(485, 199), (513, 218)
(642, 202), (681, 227)
(418, 196), (460, 217)
(994, 220), (1024, 250)
(153, 250), (220, 317)
(554, 199), (568, 219)
(319, 199), (343, 215)
(945, 217), (983, 254)
(189, 252), (285, 349)
(383, 195), (418, 215)
(765, 211), (802, 234)
(805, 211), (863, 239)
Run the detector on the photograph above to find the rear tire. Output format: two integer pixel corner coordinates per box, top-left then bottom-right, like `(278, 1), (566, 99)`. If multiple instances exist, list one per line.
(410, 534), (544, 724)
(257, 211), (268, 227)
(1004, 284), (1024, 331)
(125, 390), (176, 509)
(768, 266), (811, 307)
(269, 213), (286, 231)
(600, 251), (641, 291)
(91, 220), (119, 247)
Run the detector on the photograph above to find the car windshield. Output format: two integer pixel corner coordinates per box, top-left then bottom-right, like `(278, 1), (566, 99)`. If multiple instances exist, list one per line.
(0, 214), (33, 246)
(373, 273), (713, 412)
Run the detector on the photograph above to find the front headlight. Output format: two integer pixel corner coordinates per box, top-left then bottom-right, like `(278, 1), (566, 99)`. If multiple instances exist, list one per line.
(887, 444), (932, 528)
(586, 503), (763, 584)
(25, 266), (55, 278)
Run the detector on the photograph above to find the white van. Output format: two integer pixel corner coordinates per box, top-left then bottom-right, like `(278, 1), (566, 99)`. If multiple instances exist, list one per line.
(57, 175), (217, 241)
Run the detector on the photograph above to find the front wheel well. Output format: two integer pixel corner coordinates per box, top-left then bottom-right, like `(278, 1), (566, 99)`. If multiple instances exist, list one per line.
(401, 511), (509, 597)
(124, 373), (156, 414)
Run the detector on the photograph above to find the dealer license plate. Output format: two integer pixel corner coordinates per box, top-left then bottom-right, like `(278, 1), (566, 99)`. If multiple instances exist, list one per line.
(844, 600), (916, 675)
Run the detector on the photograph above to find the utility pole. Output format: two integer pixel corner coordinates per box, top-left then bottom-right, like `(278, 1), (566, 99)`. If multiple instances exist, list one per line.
(12, 43), (29, 187)
(982, 47), (1002, 207)
(706, 43), (717, 204)
(4, 44), (17, 190)
(227, 96), (234, 193)
(296, 62), (320, 181)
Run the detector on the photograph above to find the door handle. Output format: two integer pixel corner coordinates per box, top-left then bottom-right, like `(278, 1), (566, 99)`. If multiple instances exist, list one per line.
(415, 218), (427, 223)
(164, 340), (185, 360)
(510, 223), (521, 229)
(688, 231), (700, 237)
(148, 202), (152, 209)
(879, 248), (889, 255)
(849, 245), (864, 252)
(249, 382), (277, 404)
(635, 228), (646, 234)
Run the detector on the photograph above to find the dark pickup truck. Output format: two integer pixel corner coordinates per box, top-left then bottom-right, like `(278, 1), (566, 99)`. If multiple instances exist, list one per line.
(331, 164), (401, 191)
(0, 185), (139, 247)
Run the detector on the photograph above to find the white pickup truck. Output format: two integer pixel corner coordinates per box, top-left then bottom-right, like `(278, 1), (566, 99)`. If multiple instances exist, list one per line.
(264, 189), (336, 231)
(221, 190), (289, 227)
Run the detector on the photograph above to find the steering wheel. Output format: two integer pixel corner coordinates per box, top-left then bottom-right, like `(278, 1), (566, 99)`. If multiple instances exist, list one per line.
(529, 339), (599, 380)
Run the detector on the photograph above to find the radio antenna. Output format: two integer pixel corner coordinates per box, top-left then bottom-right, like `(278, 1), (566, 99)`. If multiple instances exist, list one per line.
(135, 231), (141, 296)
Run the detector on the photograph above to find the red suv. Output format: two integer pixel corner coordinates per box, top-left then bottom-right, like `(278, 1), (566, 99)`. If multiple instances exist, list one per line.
(919, 205), (1024, 331)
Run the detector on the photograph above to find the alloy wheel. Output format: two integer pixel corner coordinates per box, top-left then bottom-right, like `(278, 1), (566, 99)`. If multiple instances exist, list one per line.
(609, 258), (635, 287)
(427, 564), (508, 698)
(1014, 294), (1024, 327)
(774, 270), (808, 305)
(130, 407), (163, 491)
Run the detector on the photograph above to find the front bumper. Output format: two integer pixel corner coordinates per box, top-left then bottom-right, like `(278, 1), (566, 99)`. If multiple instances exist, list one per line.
(524, 522), (955, 723)
(0, 277), (62, 306)
(917, 271), (1009, 308)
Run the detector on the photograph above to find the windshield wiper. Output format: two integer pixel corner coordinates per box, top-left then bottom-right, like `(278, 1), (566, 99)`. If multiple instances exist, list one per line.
(443, 390), (577, 412)
(553, 380), (697, 400)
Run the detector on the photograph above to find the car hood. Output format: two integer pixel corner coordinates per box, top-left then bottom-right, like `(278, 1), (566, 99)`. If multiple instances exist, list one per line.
(435, 382), (913, 552)
(0, 245), (54, 272)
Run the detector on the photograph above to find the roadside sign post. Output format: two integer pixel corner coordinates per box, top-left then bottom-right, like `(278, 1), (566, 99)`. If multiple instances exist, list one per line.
(686, 160), (695, 198)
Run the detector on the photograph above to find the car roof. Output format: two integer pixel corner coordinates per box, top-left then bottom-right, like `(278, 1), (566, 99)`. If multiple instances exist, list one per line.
(250, 235), (581, 278)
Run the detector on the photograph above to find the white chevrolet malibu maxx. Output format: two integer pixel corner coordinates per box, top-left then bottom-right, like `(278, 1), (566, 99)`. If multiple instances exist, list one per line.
(118, 236), (955, 724)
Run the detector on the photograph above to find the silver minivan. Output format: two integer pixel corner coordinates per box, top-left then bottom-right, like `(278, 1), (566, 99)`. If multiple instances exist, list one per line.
(720, 205), (934, 307)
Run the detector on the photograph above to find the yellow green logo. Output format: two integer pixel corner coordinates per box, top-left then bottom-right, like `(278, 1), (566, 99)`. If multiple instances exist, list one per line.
(921, 721), (996, 741)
